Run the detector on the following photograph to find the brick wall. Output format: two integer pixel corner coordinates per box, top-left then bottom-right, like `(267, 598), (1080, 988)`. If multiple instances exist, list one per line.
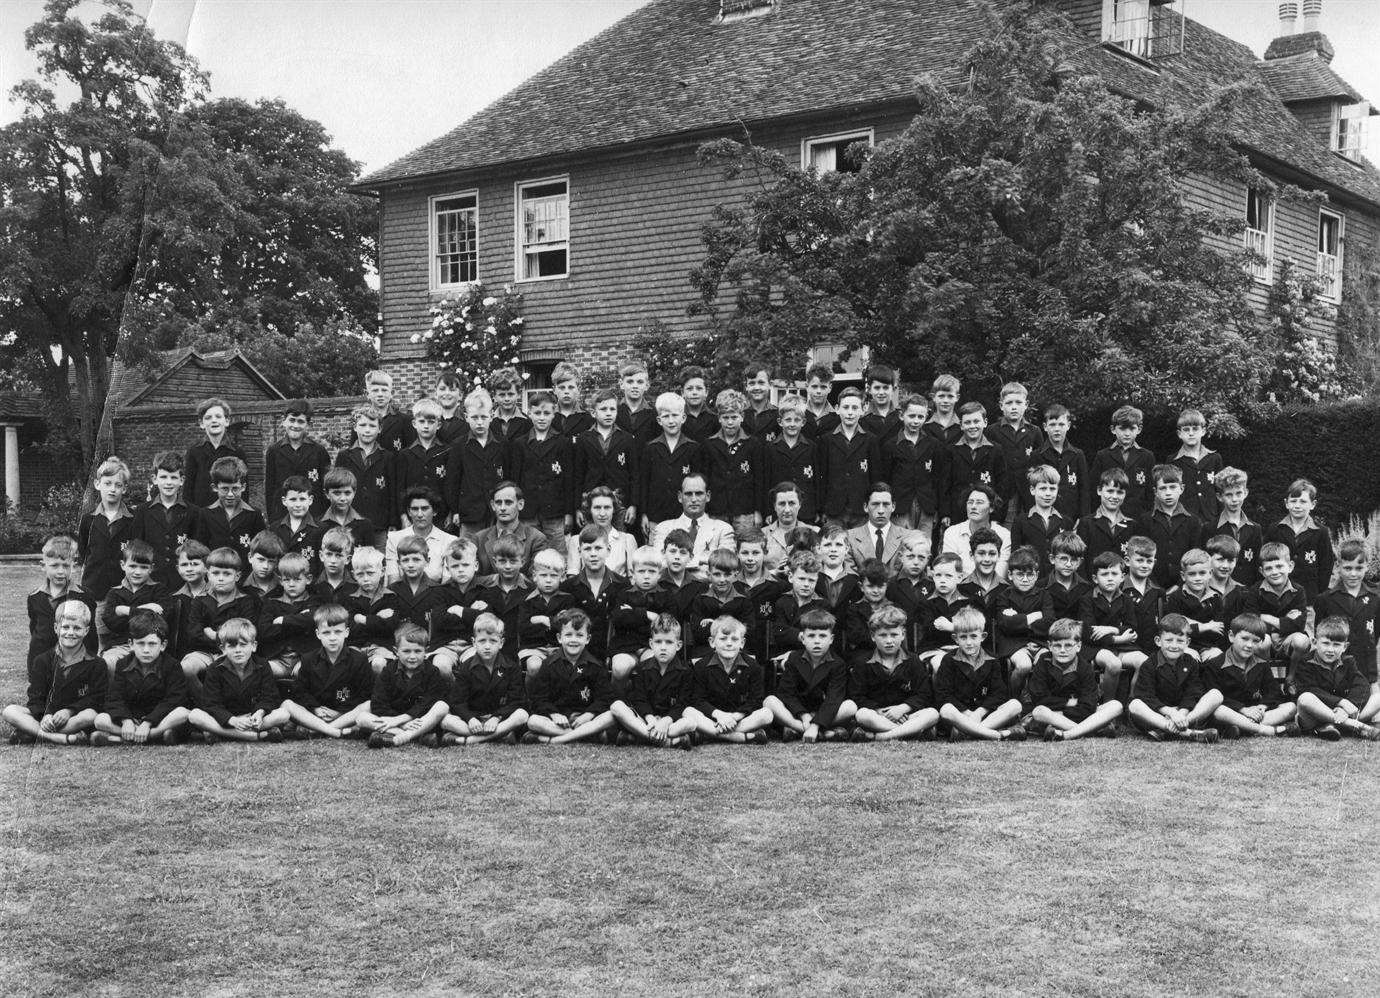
(111, 397), (366, 509)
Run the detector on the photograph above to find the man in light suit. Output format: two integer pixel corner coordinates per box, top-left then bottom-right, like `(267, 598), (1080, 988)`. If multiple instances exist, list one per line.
(649, 473), (735, 580)
(844, 482), (915, 574)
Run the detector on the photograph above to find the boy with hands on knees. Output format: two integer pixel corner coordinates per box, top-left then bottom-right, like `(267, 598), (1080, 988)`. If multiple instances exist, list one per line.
(610, 613), (698, 748)
(281, 603), (374, 739)
(1027, 618), (1123, 742)
(763, 608), (855, 742)
(438, 613), (530, 746)
(5, 599), (105, 745)
(1294, 616), (1380, 741)
(93, 611), (189, 746)
(1203, 613), (1298, 738)
(526, 609), (616, 745)
(1127, 613), (1223, 743)
(357, 623), (450, 748)
(934, 607), (1027, 742)
(186, 618), (291, 743)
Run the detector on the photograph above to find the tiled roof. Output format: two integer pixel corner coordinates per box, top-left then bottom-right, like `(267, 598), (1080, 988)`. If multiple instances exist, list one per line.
(0, 393), (46, 422)
(1257, 53), (1362, 104)
(356, 0), (1380, 209)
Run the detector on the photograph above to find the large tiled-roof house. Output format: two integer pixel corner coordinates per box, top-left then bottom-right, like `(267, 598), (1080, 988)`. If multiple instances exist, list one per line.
(352, 0), (1380, 399)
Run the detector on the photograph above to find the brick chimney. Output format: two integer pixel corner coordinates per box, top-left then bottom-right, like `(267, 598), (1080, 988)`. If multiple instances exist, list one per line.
(1264, 0), (1334, 62)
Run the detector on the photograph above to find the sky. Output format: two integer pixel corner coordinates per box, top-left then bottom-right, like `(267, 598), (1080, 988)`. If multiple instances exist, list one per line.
(2, 0), (1378, 175)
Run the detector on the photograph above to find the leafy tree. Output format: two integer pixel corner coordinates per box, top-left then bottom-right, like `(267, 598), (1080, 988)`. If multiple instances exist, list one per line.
(0, 0), (376, 464)
(687, 3), (1279, 433)
(179, 318), (379, 401)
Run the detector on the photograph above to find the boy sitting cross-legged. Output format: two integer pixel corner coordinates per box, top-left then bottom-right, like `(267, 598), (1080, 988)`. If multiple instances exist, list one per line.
(1028, 618), (1123, 742)
(187, 618), (291, 743)
(849, 606), (940, 742)
(682, 616), (773, 744)
(280, 603), (374, 740)
(1127, 613), (1223, 743)
(1203, 613), (1298, 739)
(1294, 616), (1380, 742)
(357, 622), (450, 748)
(1313, 538), (1380, 722)
(934, 607), (1027, 742)
(763, 608), (855, 742)
(438, 613), (530, 746)
(526, 608), (616, 745)
(4, 599), (105, 745)
(93, 611), (190, 746)
(610, 612), (698, 749)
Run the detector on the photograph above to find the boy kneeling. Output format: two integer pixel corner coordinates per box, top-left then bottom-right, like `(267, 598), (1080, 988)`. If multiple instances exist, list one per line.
(611, 612), (698, 748)
(934, 607), (1026, 742)
(1127, 613), (1222, 743)
(526, 608), (615, 744)
(281, 603), (374, 739)
(4, 599), (104, 745)
(763, 608), (855, 742)
(438, 612), (530, 746)
(1294, 616), (1380, 742)
(357, 622), (450, 748)
(1028, 618), (1123, 741)
(850, 606), (940, 742)
(682, 616), (773, 744)
(187, 618), (292, 742)
(93, 610), (190, 745)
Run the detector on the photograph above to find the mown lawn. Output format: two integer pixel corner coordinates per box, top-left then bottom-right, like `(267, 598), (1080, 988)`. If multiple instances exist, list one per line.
(2, 564), (1378, 996)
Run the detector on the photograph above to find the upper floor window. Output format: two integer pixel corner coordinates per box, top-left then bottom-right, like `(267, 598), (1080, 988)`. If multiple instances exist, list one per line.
(1244, 187), (1274, 284)
(802, 129), (874, 174)
(1334, 102), (1371, 161)
(430, 192), (477, 290)
(1317, 209), (1344, 300)
(516, 177), (569, 281)
(1102, 0), (1183, 61)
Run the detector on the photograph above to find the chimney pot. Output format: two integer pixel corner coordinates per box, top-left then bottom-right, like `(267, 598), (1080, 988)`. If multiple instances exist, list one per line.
(1278, 1), (1298, 36)
(1302, 0), (1321, 32)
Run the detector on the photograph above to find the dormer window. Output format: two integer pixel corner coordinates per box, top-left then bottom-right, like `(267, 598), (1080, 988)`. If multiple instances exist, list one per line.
(1334, 103), (1370, 160)
(716, 0), (775, 24)
(1102, 0), (1183, 61)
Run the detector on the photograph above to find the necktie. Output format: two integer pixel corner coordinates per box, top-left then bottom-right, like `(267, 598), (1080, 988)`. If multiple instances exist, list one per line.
(874, 528), (884, 560)
(689, 517), (700, 547)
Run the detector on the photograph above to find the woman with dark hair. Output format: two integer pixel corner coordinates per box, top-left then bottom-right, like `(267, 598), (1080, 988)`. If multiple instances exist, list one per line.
(566, 486), (637, 576)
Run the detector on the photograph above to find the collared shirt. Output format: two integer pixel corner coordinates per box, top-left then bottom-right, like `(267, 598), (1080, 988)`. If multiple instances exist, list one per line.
(940, 520), (1012, 579)
(385, 526), (458, 584)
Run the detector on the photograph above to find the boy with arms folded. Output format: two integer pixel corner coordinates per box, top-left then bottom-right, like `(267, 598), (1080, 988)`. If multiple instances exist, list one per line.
(1162, 550), (1227, 664)
(345, 547), (398, 673)
(100, 540), (168, 667)
(517, 548), (576, 678)
(610, 612), (697, 748)
(257, 552), (320, 686)
(181, 547), (260, 691)
(439, 613), (530, 746)
(1076, 468), (1133, 565)
(1079, 552), (1146, 703)
(1127, 613), (1223, 742)
(93, 611), (189, 745)
(4, 600), (104, 745)
(849, 606), (940, 742)
(358, 622), (450, 747)
(282, 603), (373, 739)
(764, 608), (855, 742)
(989, 546), (1046, 696)
(683, 616), (773, 744)
(187, 618), (290, 743)
(526, 608), (616, 744)
(933, 607), (1026, 741)
(1246, 541), (1311, 676)
(1028, 619), (1123, 741)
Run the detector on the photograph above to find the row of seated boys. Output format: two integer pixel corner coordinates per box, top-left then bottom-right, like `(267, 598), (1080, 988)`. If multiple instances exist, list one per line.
(8, 590), (1376, 748)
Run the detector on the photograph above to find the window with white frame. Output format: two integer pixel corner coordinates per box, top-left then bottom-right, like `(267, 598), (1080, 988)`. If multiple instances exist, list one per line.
(803, 129), (874, 174)
(430, 192), (478, 290)
(516, 178), (569, 281)
(1244, 187), (1274, 283)
(1104, 0), (1152, 57)
(1334, 103), (1371, 160)
(1317, 209), (1344, 300)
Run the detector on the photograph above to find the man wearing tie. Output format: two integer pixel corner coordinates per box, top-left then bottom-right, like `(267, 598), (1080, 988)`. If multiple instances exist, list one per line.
(844, 483), (915, 574)
(649, 474), (736, 580)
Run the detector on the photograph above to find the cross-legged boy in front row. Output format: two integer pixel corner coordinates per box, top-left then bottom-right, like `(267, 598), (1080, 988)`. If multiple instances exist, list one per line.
(93, 611), (190, 745)
(357, 622), (450, 748)
(438, 613), (530, 746)
(610, 612), (697, 748)
(1202, 613), (1298, 738)
(849, 606), (940, 742)
(4, 599), (105, 745)
(682, 616), (773, 744)
(280, 604), (374, 739)
(526, 609), (615, 745)
(934, 607), (1027, 742)
(1126, 613), (1222, 743)
(764, 608), (856, 742)
(1028, 619), (1123, 741)
(1294, 616), (1380, 742)
(187, 618), (292, 743)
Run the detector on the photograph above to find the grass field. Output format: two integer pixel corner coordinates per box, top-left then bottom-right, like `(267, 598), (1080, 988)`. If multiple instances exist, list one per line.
(2, 563), (1378, 996)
